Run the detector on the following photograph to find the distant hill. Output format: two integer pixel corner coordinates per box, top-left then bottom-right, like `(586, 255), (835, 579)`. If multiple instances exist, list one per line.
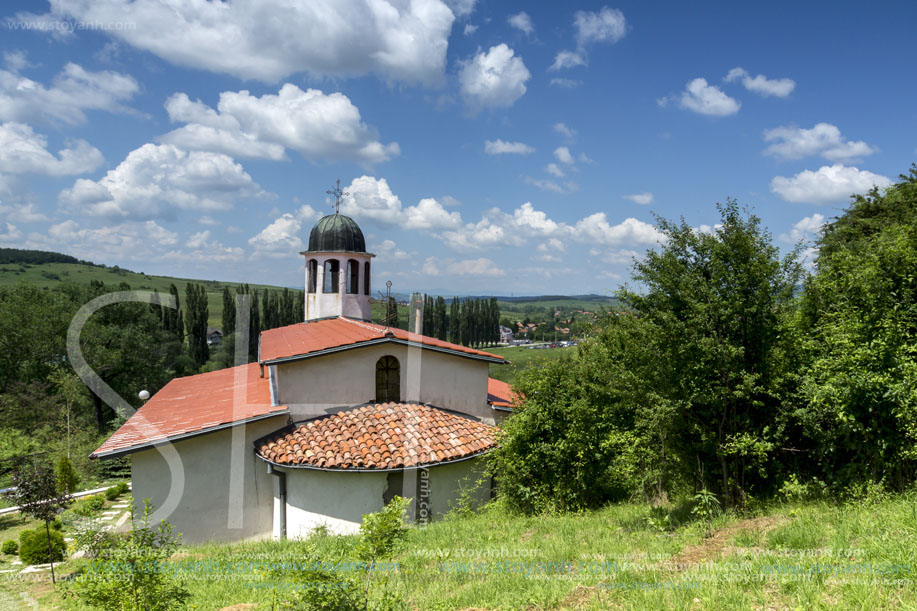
(0, 247), (100, 267)
(0, 248), (619, 327)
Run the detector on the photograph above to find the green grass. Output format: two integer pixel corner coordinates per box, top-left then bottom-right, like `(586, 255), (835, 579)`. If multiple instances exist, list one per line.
(0, 262), (290, 328)
(488, 344), (573, 385)
(6, 494), (917, 609)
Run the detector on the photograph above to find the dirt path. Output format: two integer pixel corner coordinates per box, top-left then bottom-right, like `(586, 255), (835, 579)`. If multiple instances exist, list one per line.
(555, 514), (789, 610)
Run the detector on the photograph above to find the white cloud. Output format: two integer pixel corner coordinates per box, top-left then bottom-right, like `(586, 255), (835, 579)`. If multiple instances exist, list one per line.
(444, 0), (477, 18)
(679, 78), (741, 116)
(545, 163), (565, 177)
(554, 146), (575, 165)
(24, 0), (456, 86)
(537, 237), (566, 253)
(403, 198), (462, 230)
(37, 219), (181, 262)
(574, 7), (627, 47)
(524, 176), (566, 193)
(725, 67), (795, 98)
(623, 192), (654, 205)
(458, 44), (531, 110)
(339, 176), (404, 227)
(573, 214), (663, 246)
(0, 122), (103, 175)
(422, 256), (505, 277)
(59, 143), (267, 219)
(763, 123), (876, 161)
(180, 230), (244, 262)
(373, 239), (410, 261)
(0, 202), (49, 223)
(160, 85), (398, 165)
(463, 23), (478, 36)
(553, 123), (576, 141)
(0, 222), (22, 244)
(549, 51), (586, 71)
(508, 12), (534, 35)
(339, 176), (461, 231)
(779, 213), (825, 244)
(0, 63), (138, 125)
(248, 214), (305, 256)
(484, 139), (535, 155)
(770, 164), (892, 205)
(549, 78), (581, 88)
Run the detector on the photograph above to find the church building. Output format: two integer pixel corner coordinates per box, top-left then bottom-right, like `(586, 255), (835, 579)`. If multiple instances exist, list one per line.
(90, 196), (516, 543)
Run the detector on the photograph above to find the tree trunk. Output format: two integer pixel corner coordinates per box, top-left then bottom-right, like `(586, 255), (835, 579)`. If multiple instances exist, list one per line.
(45, 521), (55, 584)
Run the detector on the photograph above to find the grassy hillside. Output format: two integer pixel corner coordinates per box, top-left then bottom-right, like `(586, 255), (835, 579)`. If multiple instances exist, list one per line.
(0, 261), (288, 329)
(0, 252), (612, 333)
(488, 344), (572, 385)
(5, 494), (916, 609)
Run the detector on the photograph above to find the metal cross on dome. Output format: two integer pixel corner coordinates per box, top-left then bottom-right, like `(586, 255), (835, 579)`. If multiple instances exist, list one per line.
(326, 179), (349, 214)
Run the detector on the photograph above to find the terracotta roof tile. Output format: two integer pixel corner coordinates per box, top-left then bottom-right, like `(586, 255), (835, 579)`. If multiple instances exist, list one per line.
(91, 362), (287, 458)
(487, 377), (519, 409)
(259, 317), (505, 364)
(257, 403), (496, 470)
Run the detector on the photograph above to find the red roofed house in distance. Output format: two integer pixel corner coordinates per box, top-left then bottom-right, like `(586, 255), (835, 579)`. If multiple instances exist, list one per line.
(91, 197), (516, 543)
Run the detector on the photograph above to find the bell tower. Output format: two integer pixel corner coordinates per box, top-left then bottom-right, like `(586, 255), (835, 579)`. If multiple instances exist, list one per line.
(301, 180), (374, 321)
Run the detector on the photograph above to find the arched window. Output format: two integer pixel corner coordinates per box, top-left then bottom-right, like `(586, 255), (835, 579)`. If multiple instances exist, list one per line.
(346, 259), (359, 294)
(323, 259), (340, 293)
(375, 356), (400, 403)
(307, 259), (317, 293)
(363, 261), (371, 295)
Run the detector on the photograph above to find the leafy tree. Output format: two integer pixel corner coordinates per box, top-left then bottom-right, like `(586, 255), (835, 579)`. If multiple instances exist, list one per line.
(5, 461), (72, 582)
(56, 456), (80, 494)
(73, 500), (189, 610)
(798, 168), (917, 488)
(622, 201), (802, 505)
(184, 283), (209, 367)
(221, 286), (235, 338)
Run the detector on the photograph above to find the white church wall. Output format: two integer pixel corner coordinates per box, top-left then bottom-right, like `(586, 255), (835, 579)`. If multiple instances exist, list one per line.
(428, 458), (491, 519)
(281, 468), (388, 537)
(129, 414), (288, 544)
(274, 344), (492, 421)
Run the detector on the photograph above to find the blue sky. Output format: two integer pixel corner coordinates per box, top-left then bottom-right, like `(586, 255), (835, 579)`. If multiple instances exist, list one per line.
(0, 0), (913, 295)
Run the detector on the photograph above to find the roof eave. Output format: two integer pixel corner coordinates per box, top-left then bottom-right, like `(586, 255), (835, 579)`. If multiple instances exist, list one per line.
(254, 447), (492, 473)
(261, 337), (506, 366)
(90, 409), (290, 460)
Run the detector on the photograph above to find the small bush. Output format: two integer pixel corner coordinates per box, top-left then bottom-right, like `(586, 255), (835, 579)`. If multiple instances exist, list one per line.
(117, 481), (130, 495)
(57, 456), (80, 495)
(72, 495), (105, 517)
(50, 517), (63, 531)
(105, 486), (121, 501)
(19, 528), (66, 565)
(1, 540), (17, 555)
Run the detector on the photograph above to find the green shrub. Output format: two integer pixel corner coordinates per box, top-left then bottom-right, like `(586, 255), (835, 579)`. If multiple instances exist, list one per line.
(72, 494), (105, 517)
(1, 539), (17, 555)
(19, 528), (66, 564)
(56, 456), (80, 495)
(104, 486), (121, 501)
(117, 481), (130, 495)
(72, 500), (189, 611)
(50, 517), (63, 531)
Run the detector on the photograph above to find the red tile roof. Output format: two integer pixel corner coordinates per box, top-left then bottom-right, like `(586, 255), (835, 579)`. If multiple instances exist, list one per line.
(91, 362), (287, 458)
(259, 317), (506, 364)
(256, 403), (495, 470)
(487, 377), (519, 409)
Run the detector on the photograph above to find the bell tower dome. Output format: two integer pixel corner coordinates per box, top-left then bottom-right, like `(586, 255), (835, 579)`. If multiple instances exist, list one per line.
(301, 181), (374, 321)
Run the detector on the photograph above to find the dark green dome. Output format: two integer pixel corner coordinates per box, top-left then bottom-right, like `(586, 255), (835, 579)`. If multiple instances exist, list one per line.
(307, 213), (366, 253)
